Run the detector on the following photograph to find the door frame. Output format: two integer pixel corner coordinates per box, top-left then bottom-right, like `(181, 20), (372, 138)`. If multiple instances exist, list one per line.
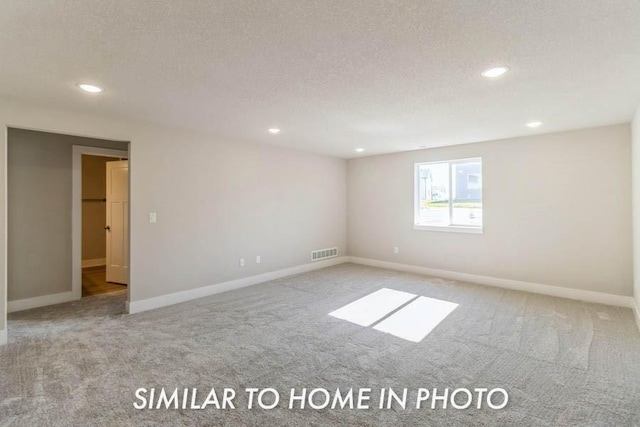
(72, 146), (128, 300)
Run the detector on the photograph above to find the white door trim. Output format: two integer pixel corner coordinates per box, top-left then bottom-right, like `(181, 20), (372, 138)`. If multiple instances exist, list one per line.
(72, 146), (128, 300)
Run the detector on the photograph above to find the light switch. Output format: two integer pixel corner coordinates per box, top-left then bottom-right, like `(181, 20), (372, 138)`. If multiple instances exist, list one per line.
(149, 212), (157, 223)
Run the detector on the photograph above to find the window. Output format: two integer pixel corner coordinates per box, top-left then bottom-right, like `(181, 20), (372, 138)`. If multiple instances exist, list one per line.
(414, 158), (482, 232)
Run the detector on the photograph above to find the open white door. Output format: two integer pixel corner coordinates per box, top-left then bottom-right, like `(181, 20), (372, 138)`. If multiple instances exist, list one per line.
(106, 160), (129, 284)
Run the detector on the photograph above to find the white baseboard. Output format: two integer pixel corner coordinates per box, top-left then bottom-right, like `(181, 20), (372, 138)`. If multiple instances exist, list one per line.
(348, 257), (635, 309)
(82, 258), (106, 268)
(128, 256), (349, 314)
(634, 300), (640, 333)
(8, 291), (78, 313)
(0, 329), (6, 345)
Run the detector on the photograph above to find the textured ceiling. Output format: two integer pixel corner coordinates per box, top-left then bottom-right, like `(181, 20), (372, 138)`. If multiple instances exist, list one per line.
(1, 1), (639, 158)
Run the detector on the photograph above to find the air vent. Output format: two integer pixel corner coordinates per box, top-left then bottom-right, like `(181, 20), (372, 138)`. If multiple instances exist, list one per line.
(311, 247), (338, 262)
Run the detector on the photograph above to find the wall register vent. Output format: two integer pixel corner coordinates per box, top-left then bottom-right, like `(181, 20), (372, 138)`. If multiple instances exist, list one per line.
(311, 247), (338, 261)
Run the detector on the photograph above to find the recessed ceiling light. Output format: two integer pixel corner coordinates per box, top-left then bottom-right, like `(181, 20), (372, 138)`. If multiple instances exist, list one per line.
(268, 128), (280, 134)
(526, 121), (542, 128)
(355, 148), (364, 152)
(481, 66), (509, 78)
(77, 83), (104, 93)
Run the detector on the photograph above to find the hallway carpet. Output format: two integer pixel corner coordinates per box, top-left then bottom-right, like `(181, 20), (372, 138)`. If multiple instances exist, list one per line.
(2, 264), (639, 426)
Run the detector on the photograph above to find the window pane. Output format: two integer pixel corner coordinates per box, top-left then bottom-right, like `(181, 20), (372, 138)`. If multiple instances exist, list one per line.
(451, 161), (482, 226)
(417, 163), (450, 226)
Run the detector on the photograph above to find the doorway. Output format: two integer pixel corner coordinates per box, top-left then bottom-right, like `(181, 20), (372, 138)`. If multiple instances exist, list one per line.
(72, 146), (129, 300)
(79, 154), (129, 297)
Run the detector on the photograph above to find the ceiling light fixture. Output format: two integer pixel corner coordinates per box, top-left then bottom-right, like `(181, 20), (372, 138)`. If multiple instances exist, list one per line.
(355, 148), (364, 152)
(268, 128), (280, 134)
(77, 83), (104, 93)
(526, 121), (542, 128)
(481, 66), (509, 78)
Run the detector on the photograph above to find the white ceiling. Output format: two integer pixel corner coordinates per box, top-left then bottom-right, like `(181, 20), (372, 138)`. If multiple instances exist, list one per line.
(1, 1), (639, 158)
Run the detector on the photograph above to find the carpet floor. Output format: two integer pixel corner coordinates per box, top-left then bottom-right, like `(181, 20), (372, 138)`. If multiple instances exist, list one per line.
(1, 263), (639, 426)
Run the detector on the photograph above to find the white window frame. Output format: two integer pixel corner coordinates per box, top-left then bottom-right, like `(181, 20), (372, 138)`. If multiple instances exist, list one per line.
(413, 157), (483, 234)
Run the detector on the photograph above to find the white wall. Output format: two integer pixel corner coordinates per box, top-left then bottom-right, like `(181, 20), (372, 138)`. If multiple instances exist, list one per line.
(348, 124), (633, 297)
(0, 99), (347, 335)
(130, 129), (347, 301)
(632, 107), (640, 323)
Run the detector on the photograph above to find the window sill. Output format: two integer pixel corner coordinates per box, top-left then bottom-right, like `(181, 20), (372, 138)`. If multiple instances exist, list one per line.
(413, 224), (483, 234)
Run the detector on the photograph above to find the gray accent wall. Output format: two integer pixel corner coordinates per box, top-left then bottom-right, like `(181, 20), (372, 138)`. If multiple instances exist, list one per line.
(348, 124), (633, 296)
(8, 129), (128, 301)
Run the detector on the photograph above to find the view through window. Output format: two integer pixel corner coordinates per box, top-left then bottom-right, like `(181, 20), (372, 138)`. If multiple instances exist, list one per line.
(415, 158), (482, 230)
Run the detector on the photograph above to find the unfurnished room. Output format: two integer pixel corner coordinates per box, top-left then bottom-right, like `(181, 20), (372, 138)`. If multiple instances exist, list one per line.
(0, 1), (639, 426)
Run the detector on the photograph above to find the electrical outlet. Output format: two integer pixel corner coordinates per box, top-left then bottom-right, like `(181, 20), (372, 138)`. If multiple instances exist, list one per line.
(256, 255), (261, 264)
(393, 246), (399, 254)
(149, 212), (157, 223)
(239, 258), (245, 267)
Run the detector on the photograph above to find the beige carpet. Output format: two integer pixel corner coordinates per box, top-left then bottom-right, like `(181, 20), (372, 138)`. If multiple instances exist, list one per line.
(2, 263), (640, 426)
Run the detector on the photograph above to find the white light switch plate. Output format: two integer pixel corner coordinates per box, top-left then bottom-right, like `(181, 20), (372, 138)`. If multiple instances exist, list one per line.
(149, 212), (157, 223)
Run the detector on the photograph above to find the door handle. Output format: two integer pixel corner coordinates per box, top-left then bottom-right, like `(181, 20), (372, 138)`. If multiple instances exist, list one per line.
(105, 225), (111, 231)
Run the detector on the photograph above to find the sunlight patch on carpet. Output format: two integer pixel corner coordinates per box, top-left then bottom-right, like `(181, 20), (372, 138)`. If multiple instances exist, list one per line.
(328, 288), (416, 326)
(329, 289), (458, 342)
(373, 296), (458, 342)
